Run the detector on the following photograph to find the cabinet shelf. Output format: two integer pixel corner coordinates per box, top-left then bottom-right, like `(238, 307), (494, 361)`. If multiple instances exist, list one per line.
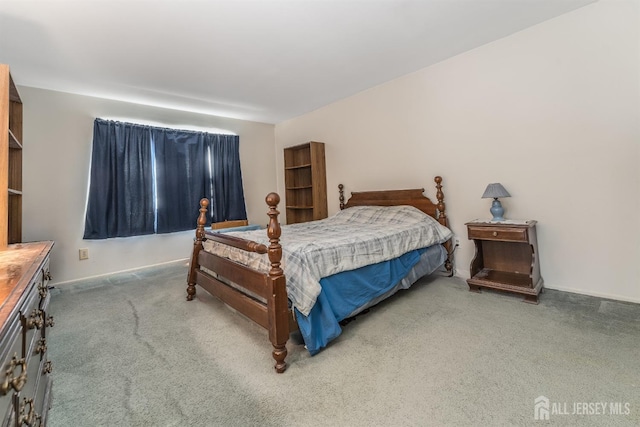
(285, 164), (311, 170)
(8, 129), (21, 149)
(286, 185), (313, 190)
(469, 268), (532, 288)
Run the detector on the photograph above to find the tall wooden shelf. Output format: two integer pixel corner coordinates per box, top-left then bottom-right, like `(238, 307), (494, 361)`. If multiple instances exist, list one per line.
(283, 141), (327, 224)
(0, 64), (23, 248)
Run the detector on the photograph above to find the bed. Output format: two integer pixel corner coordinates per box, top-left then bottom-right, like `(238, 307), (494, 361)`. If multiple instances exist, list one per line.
(186, 176), (454, 373)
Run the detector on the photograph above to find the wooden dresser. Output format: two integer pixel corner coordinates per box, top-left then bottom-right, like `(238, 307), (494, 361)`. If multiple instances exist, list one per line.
(0, 241), (54, 426)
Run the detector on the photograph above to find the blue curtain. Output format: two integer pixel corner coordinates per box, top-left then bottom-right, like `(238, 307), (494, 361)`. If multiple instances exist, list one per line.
(83, 119), (155, 239)
(207, 134), (247, 223)
(83, 119), (247, 239)
(153, 128), (212, 233)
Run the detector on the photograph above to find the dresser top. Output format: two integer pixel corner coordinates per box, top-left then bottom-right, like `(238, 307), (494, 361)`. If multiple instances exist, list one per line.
(466, 219), (536, 226)
(0, 241), (54, 328)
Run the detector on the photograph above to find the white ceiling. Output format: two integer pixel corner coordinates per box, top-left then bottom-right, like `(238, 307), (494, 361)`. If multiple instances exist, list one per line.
(0, 0), (595, 124)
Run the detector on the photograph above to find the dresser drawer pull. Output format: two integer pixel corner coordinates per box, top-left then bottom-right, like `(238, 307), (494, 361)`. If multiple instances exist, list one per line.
(27, 309), (43, 330)
(43, 361), (53, 375)
(35, 338), (47, 355)
(492, 231), (498, 237)
(44, 271), (52, 281)
(18, 397), (42, 427)
(38, 283), (48, 299)
(45, 315), (55, 328)
(0, 354), (27, 395)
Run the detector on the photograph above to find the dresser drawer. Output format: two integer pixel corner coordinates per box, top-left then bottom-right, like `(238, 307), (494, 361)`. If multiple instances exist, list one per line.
(467, 226), (528, 242)
(14, 343), (46, 425)
(37, 257), (52, 310)
(21, 288), (44, 362)
(33, 359), (52, 427)
(0, 241), (54, 427)
(0, 318), (23, 425)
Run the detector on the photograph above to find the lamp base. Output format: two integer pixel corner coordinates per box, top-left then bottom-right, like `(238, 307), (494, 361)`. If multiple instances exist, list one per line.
(490, 199), (505, 221)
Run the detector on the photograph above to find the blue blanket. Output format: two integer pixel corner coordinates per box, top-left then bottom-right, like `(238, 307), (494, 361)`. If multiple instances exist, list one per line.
(295, 248), (428, 355)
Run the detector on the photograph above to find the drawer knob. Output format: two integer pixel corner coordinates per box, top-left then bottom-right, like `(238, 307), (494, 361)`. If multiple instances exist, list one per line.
(18, 397), (41, 427)
(27, 309), (43, 330)
(36, 338), (47, 355)
(38, 283), (48, 299)
(0, 354), (27, 395)
(492, 231), (498, 237)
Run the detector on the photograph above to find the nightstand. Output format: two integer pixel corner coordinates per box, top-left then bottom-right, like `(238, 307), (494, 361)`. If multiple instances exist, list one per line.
(466, 220), (543, 304)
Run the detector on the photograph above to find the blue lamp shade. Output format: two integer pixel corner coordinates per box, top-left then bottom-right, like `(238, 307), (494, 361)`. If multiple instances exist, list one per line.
(481, 183), (511, 221)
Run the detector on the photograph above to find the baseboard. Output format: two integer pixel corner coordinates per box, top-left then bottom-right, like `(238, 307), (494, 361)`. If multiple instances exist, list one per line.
(453, 270), (640, 305)
(54, 258), (190, 286)
(543, 285), (640, 305)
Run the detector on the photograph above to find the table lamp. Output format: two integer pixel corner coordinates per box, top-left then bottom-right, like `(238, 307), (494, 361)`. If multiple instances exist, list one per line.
(482, 183), (511, 221)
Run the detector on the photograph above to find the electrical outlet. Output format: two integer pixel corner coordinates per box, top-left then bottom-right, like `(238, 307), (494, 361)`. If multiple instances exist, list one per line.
(455, 237), (460, 246)
(79, 248), (89, 260)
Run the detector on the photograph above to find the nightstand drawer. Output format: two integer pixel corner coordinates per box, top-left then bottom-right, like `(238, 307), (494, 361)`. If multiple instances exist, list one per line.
(467, 226), (528, 242)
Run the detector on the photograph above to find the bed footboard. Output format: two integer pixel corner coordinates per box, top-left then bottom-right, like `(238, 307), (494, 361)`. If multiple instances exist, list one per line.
(186, 194), (290, 373)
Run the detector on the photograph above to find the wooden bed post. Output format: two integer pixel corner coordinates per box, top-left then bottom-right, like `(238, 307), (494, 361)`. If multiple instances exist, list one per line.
(434, 176), (446, 227)
(265, 192), (288, 373)
(187, 198), (209, 301)
(434, 176), (454, 275)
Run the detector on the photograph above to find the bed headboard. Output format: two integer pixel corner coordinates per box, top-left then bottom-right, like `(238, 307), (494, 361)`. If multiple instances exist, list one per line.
(339, 176), (448, 228)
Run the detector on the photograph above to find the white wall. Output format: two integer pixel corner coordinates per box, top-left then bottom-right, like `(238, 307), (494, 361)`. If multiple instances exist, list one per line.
(275, 1), (640, 302)
(20, 87), (276, 284)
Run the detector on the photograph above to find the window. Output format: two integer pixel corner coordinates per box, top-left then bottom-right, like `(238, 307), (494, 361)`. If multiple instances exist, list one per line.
(83, 119), (247, 239)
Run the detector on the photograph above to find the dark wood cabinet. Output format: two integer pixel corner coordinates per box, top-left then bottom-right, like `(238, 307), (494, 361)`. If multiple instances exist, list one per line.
(283, 142), (327, 224)
(466, 220), (543, 304)
(0, 64), (23, 247)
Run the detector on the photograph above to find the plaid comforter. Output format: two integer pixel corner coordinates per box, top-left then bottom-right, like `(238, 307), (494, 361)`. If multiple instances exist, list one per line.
(202, 205), (453, 316)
